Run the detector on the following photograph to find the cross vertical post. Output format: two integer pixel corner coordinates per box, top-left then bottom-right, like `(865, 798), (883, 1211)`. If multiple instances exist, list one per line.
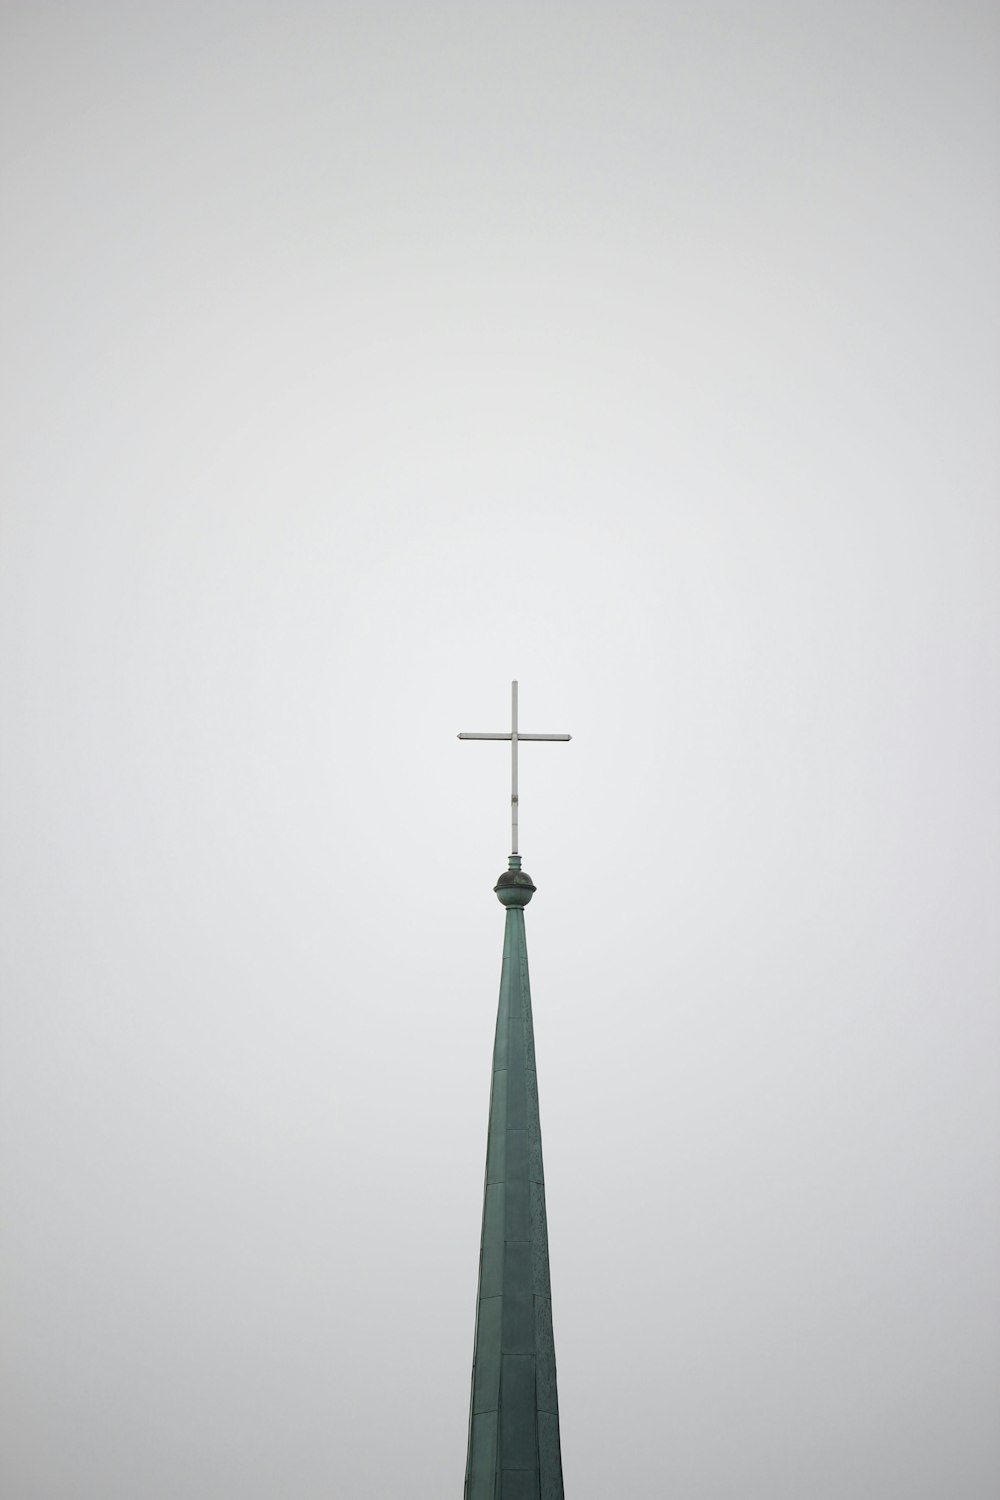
(511, 679), (518, 855)
(458, 680), (571, 856)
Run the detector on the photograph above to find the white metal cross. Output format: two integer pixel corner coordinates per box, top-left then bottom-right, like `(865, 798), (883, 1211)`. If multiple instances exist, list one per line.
(458, 680), (571, 856)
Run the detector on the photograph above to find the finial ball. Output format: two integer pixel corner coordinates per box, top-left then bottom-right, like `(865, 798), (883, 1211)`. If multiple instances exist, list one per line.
(494, 855), (536, 907)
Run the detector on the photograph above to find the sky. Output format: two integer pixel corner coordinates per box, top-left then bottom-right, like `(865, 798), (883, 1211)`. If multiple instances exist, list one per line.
(1, 3), (998, 1496)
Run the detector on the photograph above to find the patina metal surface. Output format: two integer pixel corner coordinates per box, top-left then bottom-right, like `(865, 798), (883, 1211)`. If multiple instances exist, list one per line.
(464, 858), (564, 1500)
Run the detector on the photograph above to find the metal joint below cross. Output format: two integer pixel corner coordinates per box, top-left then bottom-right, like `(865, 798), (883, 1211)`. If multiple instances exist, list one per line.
(458, 680), (571, 855)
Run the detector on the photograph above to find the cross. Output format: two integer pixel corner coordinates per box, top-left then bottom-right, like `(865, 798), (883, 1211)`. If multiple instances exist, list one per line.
(459, 681), (571, 856)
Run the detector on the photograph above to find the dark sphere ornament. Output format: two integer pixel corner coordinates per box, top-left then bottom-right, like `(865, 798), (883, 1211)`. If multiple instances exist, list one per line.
(494, 856), (536, 907)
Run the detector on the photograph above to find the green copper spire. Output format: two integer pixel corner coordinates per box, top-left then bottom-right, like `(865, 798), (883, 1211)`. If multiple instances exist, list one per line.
(464, 856), (564, 1499)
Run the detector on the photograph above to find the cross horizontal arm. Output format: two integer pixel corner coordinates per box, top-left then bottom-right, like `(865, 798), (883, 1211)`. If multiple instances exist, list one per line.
(457, 733), (512, 740)
(457, 733), (571, 741)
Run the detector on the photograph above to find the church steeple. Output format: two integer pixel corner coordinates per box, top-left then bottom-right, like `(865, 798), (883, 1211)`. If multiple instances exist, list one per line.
(464, 856), (564, 1499)
(458, 683), (570, 1500)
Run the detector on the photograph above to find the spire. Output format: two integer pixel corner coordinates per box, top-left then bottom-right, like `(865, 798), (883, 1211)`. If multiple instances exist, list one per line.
(464, 856), (565, 1499)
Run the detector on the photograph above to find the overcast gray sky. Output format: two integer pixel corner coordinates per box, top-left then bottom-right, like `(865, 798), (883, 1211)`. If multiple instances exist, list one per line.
(1, 3), (998, 1497)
